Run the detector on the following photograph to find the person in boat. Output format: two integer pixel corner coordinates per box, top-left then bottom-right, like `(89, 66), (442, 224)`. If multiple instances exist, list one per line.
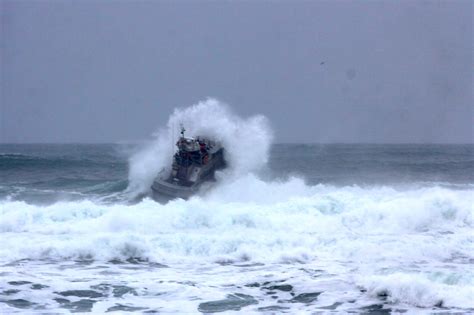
(199, 140), (206, 153)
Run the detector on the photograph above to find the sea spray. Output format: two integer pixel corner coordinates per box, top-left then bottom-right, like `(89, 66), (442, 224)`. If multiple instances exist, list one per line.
(1, 142), (474, 312)
(126, 98), (273, 197)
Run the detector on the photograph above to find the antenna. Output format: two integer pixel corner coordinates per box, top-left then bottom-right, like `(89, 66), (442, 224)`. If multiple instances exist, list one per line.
(180, 123), (185, 138)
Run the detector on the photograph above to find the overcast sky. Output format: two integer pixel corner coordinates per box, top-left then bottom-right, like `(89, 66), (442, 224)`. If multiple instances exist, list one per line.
(1, 0), (472, 143)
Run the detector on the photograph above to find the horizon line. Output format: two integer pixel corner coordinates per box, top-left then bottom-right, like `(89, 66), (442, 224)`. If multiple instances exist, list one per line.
(0, 142), (473, 145)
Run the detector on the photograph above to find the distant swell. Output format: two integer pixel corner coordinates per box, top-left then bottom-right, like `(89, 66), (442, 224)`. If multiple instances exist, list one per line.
(0, 153), (108, 170)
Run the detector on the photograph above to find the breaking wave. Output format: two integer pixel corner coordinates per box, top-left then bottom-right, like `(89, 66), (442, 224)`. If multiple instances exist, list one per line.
(2, 142), (473, 310)
(126, 98), (273, 196)
(1, 181), (472, 263)
(360, 273), (473, 309)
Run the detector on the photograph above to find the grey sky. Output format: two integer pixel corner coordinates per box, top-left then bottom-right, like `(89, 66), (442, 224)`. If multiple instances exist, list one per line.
(1, 0), (472, 143)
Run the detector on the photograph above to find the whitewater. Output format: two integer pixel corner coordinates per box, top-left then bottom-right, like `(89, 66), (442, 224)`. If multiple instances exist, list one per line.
(1, 100), (473, 313)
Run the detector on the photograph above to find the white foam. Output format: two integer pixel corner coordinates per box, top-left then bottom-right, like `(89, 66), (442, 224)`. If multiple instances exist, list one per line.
(1, 183), (472, 262)
(1, 181), (473, 310)
(359, 273), (474, 308)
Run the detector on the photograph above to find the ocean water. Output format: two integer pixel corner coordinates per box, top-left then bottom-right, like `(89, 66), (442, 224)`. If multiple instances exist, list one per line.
(1, 142), (473, 314)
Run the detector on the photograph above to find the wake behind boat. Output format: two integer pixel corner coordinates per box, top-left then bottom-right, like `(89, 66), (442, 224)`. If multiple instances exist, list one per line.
(151, 126), (226, 201)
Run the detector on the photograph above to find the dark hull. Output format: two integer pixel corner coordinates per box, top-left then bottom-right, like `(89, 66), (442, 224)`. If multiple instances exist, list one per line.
(151, 179), (198, 201)
(151, 148), (226, 201)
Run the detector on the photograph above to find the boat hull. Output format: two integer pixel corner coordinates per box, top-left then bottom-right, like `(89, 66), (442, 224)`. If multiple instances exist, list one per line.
(150, 144), (226, 202)
(151, 179), (198, 201)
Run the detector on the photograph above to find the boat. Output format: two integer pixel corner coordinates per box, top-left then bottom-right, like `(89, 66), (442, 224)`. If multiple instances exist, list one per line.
(151, 126), (227, 201)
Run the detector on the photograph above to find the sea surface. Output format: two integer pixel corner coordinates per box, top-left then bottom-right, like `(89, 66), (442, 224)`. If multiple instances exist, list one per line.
(1, 143), (473, 314)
